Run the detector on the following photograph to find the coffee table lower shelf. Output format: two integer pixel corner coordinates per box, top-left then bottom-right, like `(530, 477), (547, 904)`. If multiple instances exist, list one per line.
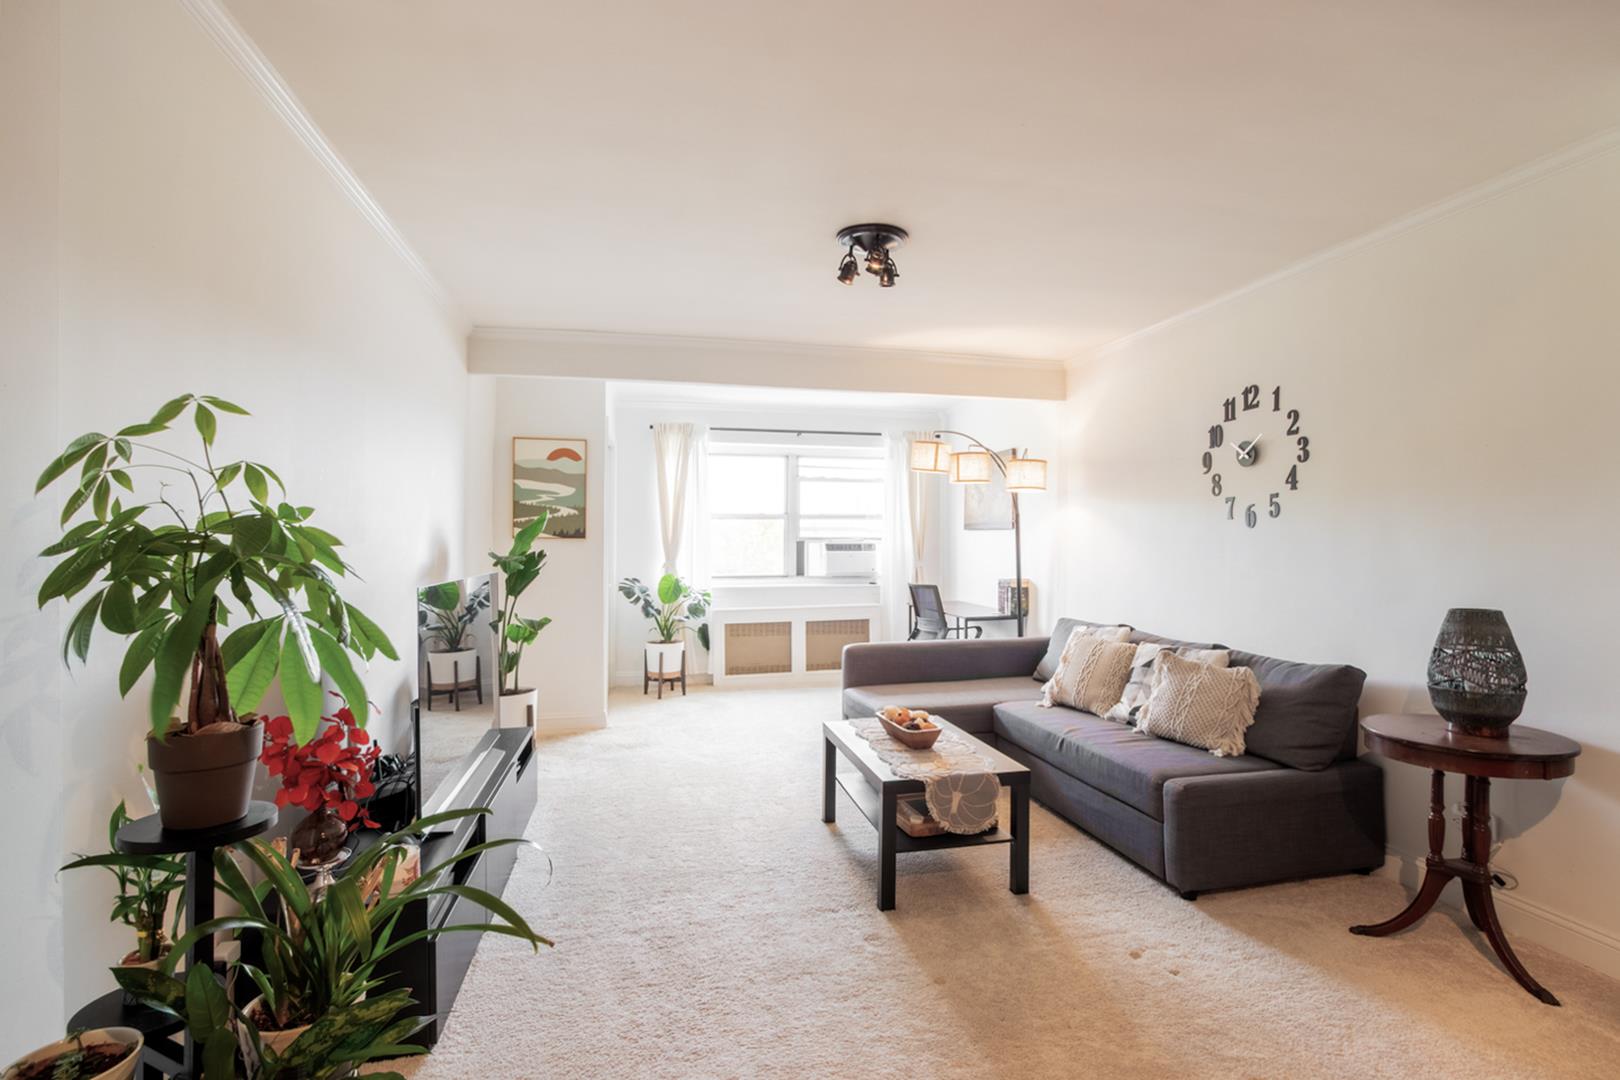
(822, 718), (1030, 911)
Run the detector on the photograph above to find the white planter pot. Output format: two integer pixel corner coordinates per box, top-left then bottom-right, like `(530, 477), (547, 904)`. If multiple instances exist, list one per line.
(499, 688), (538, 727)
(4, 1028), (142, 1080)
(645, 641), (685, 676)
(426, 648), (476, 685)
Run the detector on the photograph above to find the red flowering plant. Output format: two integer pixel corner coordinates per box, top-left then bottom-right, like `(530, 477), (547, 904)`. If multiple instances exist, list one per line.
(259, 692), (381, 830)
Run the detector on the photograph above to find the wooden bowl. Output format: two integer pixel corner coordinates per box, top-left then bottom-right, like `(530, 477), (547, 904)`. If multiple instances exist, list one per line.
(879, 714), (943, 749)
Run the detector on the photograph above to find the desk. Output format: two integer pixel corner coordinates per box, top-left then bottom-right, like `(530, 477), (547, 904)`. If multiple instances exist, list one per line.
(1348, 713), (1580, 1005)
(909, 600), (1021, 638)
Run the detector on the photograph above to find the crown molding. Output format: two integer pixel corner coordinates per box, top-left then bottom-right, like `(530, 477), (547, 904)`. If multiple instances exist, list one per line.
(469, 326), (1066, 373)
(179, 0), (464, 332)
(1084, 124), (1620, 364)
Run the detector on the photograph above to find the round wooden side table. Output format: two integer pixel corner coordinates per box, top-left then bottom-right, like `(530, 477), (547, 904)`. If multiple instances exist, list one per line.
(1349, 713), (1580, 1005)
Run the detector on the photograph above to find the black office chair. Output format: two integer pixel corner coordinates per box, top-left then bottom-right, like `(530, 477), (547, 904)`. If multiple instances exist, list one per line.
(908, 584), (981, 640)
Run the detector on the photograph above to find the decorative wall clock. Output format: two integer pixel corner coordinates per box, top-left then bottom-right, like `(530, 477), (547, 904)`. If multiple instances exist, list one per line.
(1202, 384), (1309, 528)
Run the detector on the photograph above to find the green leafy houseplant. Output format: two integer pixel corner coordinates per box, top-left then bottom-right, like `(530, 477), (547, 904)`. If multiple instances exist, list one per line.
(110, 809), (547, 1078)
(416, 579), (489, 655)
(118, 964), (421, 1080)
(34, 393), (399, 826)
(129, 809), (549, 1035)
(489, 515), (552, 695)
(618, 574), (710, 646)
(60, 801), (186, 965)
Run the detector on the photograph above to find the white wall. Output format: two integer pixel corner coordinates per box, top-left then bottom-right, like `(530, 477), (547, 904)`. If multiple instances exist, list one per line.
(0, 3), (471, 1051)
(938, 399), (1064, 638)
(1058, 144), (1620, 974)
(608, 392), (946, 685)
(488, 377), (609, 730)
(0, 0), (67, 1050)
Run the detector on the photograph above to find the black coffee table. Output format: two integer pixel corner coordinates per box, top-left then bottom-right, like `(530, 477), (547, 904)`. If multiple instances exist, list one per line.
(822, 717), (1030, 910)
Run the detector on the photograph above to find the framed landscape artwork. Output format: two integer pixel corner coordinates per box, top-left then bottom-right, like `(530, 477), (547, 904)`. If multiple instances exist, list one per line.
(513, 437), (587, 539)
(963, 449), (1014, 530)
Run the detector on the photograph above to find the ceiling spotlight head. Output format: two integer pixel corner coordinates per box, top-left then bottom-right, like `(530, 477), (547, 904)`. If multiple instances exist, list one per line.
(834, 223), (908, 289)
(836, 248), (858, 285)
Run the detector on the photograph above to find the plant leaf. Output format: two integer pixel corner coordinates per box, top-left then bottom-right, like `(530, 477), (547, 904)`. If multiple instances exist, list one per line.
(64, 589), (106, 666)
(116, 421), (168, 438)
(243, 463), (268, 504)
(345, 603), (398, 661)
(34, 432), (103, 493)
(201, 395), (250, 416)
(149, 394), (192, 426)
(309, 625), (368, 727)
(100, 579), (137, 634)
(280, 629), (324, 744)
(194, 403), (217, 446)
(226, 619), (282, 713)
(119, 622), (168, 697)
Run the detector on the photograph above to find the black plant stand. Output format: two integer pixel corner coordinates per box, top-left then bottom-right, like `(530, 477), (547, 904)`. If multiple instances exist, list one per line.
(87, 802), (279, 1077)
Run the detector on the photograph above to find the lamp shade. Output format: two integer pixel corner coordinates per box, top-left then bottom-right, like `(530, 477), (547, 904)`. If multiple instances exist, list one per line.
(949, 449), (994, 484)
(909, 438), (950, 474)
(1005, 456), (1048, 492)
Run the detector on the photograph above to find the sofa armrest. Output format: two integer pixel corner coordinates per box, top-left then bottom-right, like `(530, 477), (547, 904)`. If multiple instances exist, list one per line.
(842, 637), (1049, 690)
(1160, 760), (1386, 893)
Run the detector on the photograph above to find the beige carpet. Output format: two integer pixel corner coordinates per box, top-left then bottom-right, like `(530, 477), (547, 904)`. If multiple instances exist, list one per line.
(389, 686), (1620, 1079)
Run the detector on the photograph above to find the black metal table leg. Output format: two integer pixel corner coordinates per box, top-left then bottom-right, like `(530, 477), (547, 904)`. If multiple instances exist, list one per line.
(822, 737), (836, 824)
(1010, 775), (1029, 895)
(878, 785), (897, 911)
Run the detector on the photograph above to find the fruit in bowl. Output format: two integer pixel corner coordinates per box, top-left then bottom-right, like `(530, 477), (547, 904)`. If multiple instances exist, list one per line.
(877, 707), (943, 749)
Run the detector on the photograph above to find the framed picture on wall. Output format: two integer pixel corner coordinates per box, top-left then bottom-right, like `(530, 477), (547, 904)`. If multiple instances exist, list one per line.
(963, 448), (1014, 530)
(513, 436), (587, 539)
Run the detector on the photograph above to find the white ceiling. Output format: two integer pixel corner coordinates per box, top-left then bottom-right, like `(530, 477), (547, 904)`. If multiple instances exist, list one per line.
(226, 0), (1620, 362)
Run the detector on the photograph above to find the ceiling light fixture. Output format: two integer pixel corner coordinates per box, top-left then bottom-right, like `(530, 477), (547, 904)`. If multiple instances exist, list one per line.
(835, 223), (908, 288)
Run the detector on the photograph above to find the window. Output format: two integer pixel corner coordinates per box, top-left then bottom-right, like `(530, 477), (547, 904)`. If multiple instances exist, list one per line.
(708, 448), (884, 579)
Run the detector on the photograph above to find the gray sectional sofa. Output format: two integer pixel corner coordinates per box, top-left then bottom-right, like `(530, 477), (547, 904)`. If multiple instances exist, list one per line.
(841, 618), (1386, 898)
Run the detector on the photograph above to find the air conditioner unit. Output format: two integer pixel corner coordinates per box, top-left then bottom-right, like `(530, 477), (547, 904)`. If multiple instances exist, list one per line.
(797, 539), (878, 578)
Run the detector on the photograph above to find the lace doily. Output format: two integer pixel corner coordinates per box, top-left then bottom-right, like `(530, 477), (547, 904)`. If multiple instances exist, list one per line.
(848, 717), (1002, 834)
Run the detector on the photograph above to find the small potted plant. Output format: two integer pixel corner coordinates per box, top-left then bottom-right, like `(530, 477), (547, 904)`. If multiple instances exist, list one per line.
(417, 579), (489, 693)
(116, 808), (549, 1061)
(60, 801), (186, 979)
(618, 573), (710, 680)
(490, 514), (553, 726)
(34, 394), (397, 829)
(1, 1027), (143, 1080)
(117, 963), (419, 1079)
(259, 693), (380, 867)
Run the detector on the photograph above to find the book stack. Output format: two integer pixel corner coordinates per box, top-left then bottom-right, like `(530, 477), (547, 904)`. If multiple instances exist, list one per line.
(997, 578), (1032, 617)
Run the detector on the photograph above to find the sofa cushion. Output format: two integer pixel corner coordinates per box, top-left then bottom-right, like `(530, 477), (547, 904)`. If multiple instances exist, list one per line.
(842, 677), (1043, 735)
(1228, 650), (1367, 770)
(1034, 618), (1133, 682)
(992, 700), (1280, 819)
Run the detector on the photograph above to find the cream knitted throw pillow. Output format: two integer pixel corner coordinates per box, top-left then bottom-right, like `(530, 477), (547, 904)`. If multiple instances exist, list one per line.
(1138, 651), (1262, 757)
(1040, 629), (1139, 714)
(1104, 643), (1231, 725)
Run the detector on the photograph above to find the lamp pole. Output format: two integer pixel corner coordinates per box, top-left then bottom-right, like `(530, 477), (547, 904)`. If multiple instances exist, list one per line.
(930, 430), (1028, 637)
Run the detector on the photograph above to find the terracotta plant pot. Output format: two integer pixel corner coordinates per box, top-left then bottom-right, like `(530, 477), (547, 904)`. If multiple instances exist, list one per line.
(146, 719), (264, 830)
(3, 1027), (142, 1080)
(499, 687), (538, 728)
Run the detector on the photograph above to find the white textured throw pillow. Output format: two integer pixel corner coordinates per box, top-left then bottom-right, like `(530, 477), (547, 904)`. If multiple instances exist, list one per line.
(1041, 630), (1139, 714)
(1138, 651), (1261, 757)
(1104, 644), (1231, 725)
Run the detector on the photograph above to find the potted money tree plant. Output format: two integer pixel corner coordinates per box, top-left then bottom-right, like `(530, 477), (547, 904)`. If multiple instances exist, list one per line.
(34, 394), (397, 829)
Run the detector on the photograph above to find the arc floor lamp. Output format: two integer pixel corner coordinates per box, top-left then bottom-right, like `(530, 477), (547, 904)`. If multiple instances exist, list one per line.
(909, 432), (1047, 637)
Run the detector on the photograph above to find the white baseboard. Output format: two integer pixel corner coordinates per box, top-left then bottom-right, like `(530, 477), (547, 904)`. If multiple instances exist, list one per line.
(1372, 853), (1620, 982)
(532, 711), (606, 733)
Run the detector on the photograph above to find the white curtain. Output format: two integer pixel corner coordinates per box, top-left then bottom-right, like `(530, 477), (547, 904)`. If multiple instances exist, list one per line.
(881, 431), (931, 640)
(652, 422), (696, 575)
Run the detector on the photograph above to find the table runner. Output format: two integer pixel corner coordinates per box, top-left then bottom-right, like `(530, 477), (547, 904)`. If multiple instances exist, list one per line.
(848, 717), (1002, 834)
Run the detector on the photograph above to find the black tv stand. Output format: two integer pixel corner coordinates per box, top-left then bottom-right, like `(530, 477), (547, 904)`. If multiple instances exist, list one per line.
(353, 726), (537, 1047)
